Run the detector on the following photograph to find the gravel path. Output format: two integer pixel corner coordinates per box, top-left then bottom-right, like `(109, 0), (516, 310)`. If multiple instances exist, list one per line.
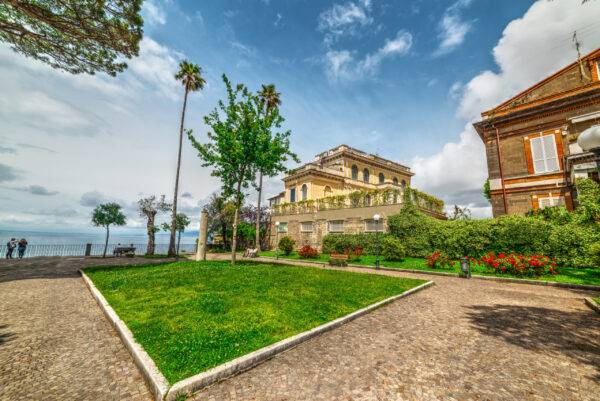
(1, 257), (598, 401)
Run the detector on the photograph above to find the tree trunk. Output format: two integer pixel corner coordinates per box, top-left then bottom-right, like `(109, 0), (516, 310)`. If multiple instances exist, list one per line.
(146, 213), (155, 255)
(221, 222), (228, 251)
(231, 178), (244, 265)
(169, 86), (189, 256)
(255, 171), (263, 251)
(103, 225), (110, 258)
(177, 230), (181, 254)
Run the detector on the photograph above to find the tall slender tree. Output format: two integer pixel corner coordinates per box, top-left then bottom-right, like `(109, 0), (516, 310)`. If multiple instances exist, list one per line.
(255, 84), (281, 250)
(188, 74), (260, 265)
(91, 203), (126, 258)
(169, 61), (205, 256)
(138, 195), (171, 255)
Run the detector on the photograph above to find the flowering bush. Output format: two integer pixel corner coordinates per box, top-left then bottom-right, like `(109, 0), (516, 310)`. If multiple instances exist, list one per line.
(426, 251), (455, 269)
(347, 246), (363, 262)
(480, 252), (558, 277)
(298, 245), (319, 259)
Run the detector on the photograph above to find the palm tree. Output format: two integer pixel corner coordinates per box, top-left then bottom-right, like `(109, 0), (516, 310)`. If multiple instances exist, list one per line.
(169, 60), (205, 256)
(255, 84), (281, 250)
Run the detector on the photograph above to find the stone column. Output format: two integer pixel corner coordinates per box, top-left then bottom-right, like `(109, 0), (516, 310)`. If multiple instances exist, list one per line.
(196, 210), (208, 261)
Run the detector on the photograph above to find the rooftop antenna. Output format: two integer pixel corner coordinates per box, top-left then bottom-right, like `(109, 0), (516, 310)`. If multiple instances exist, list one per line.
(572, 31), (590, 80)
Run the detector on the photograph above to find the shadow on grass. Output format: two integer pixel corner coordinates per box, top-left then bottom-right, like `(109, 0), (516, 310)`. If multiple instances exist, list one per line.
(465, 304), (600, 380)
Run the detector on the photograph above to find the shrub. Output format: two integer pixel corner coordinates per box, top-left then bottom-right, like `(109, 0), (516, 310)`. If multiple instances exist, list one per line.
(381, 236), (405, 261)
(426, 251), (455, 269)
(322, 233), (380, 254)
(278, 236), (295, 256)
(298, 245), (319, 259)
(480, 252), (558, 277)
(388, 205), (438, 257)
(547, 223), (600, 268)
(589, 242), (600, 267)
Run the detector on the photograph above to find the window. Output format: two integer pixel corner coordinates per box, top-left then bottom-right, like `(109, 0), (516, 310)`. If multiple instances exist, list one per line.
(290, 188), (296, 203)
(277, 222), (288, 233)
(379, 173), (385, 184)
(392, 177), (398, 186)
(530, 134), (559, 174)
(323, 186), (332, 197)
(537, 196), (563, 209)
(351, 165), (358, 180)
(365, 194), (371, 206)
(300, 221), (314, 232)
(364, 219), (383, 232)
(328, 220), (344, 232)
(401, 180), (406, 188)
(301, 184), (308, 201)
(363, 168), (370, 183)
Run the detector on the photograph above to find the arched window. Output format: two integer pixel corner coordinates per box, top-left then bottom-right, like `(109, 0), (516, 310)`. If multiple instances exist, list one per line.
(363, 168), (370, 183)
(365, 194), (371, 206)
(351, 165), (358, 180)
(392, 177), (398, 186)
(401, 180), (407, 188)
(301, 184), (308, 201)
(323, 186), (332, 197)
(379, 173), (385, 184)
(290, 187), (296, 203)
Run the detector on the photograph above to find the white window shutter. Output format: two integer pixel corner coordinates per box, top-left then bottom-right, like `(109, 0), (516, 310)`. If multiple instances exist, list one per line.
(530, 137), (545, 173)
(542, 135), (559, 172)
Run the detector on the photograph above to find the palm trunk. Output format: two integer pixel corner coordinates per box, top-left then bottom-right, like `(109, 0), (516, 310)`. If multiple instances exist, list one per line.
(255, 171), (263, 251)
(177, 230), (181, 254)
(146, 214), (155, 255)
(103, 225), (110, 258)
(169, 86), (189, 256)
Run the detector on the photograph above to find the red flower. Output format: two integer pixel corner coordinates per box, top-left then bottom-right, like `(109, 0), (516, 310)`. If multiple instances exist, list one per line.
(499, 253), (506, 259)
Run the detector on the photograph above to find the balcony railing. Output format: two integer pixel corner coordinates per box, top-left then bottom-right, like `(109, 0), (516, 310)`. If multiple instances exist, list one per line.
(270, 188), (445, 216)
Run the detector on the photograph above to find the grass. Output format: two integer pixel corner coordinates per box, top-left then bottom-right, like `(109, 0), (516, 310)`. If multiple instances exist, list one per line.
(259, 250), (600, 287)
(85, 260), (425, 383)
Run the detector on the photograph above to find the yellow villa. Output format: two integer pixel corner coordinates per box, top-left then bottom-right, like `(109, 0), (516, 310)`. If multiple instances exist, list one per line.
(268, 144), (445, 249)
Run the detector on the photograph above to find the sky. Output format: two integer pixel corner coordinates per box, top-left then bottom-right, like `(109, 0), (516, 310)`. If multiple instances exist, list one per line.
(1, 0), (600, 232)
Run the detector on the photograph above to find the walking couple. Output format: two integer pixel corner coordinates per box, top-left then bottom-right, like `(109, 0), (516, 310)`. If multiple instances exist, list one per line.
(6, 238), (28, 259)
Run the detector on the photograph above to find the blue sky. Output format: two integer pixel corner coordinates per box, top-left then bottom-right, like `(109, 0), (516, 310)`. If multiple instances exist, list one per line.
(1, 0), (600, 231)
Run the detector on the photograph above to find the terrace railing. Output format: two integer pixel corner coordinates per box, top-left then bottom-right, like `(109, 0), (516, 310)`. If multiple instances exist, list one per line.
(0, 243), (198, 259)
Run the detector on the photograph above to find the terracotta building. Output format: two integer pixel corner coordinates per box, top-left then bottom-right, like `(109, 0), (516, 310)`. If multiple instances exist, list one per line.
(473, 47), (600, 216)
(268, 144), (445, 249)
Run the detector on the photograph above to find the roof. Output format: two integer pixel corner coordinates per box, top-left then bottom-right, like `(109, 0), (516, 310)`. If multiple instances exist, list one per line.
(480, 47), (600, 119)
(312, 144), (413, 175)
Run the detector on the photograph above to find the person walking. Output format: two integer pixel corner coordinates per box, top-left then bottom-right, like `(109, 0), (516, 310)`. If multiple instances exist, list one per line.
(17, 238), (27, 259)
(6, 238), (16, 259)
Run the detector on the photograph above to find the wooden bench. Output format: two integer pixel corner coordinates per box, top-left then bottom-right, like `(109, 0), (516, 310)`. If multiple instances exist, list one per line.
(113, 246), (136, 257)
(329, 253), (349, 266)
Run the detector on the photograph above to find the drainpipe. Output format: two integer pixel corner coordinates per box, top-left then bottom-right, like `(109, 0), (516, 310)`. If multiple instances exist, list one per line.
(493, 124), (509, 215)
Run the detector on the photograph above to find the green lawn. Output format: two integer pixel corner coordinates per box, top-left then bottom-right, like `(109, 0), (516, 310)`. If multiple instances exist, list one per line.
(85, 260), (425, 383)
(259, 251), (600, 287)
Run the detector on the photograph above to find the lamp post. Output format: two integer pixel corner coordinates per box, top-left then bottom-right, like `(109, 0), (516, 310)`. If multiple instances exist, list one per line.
(373, 214), (381, 269)
(577, 124), (600, 172)
(275, 221), (280, 259)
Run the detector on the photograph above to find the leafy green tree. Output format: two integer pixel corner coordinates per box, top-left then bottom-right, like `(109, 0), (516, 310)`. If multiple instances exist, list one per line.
(188, 74), (261, 265)
(0, 0), (143, 76)
(91, 202), (126, 258)
(203, 193), (236, 250)
(483, 179), (491, 202)
(574, 177), (600, 224)
(162, 213), (191, 254)
(168, 60), (205, 256)
(254, 84), (298, 250)
(138, 195), (171, 255)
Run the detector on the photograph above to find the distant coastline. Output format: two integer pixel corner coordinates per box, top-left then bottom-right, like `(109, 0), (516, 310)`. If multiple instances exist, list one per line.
(0, 229), (199, 245)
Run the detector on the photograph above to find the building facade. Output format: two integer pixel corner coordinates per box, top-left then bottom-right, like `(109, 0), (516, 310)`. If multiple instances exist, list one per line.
(473, 48), (600, 217)
(268, 144), (445, 249)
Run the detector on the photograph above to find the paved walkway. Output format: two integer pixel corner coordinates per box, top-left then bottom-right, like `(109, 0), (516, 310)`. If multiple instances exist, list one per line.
(1, 257), (599, 401)
(0, 256), (174, 401)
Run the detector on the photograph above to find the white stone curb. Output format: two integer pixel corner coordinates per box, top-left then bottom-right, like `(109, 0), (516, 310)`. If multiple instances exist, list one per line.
(79, 269), (170, 401)
(584, 297), (600, 314)
(166, 279), (434, 400)
(80, 266), (433, 401)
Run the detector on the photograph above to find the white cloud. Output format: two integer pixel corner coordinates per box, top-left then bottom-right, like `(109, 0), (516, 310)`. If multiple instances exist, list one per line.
(318, 0), (373, 45)
(448, 81), (463, 99)
(142, 0), (167, 25)
(324, 30), (413, 81)
(433, 0), (473, 56)
(412, 0), (600, 217)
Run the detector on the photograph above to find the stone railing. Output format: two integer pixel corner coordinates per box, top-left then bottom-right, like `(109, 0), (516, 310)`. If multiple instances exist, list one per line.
(270, 188), (445, 216)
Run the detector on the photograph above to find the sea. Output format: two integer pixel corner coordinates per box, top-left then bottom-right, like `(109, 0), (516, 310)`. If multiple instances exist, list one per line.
(0, 229), (199, 246)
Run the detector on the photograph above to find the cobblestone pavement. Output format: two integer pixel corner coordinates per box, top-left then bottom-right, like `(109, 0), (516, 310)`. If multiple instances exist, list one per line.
(1, 257), (599, 401)
(192, 258), (600, 401)
(0, 256), (174, 401)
